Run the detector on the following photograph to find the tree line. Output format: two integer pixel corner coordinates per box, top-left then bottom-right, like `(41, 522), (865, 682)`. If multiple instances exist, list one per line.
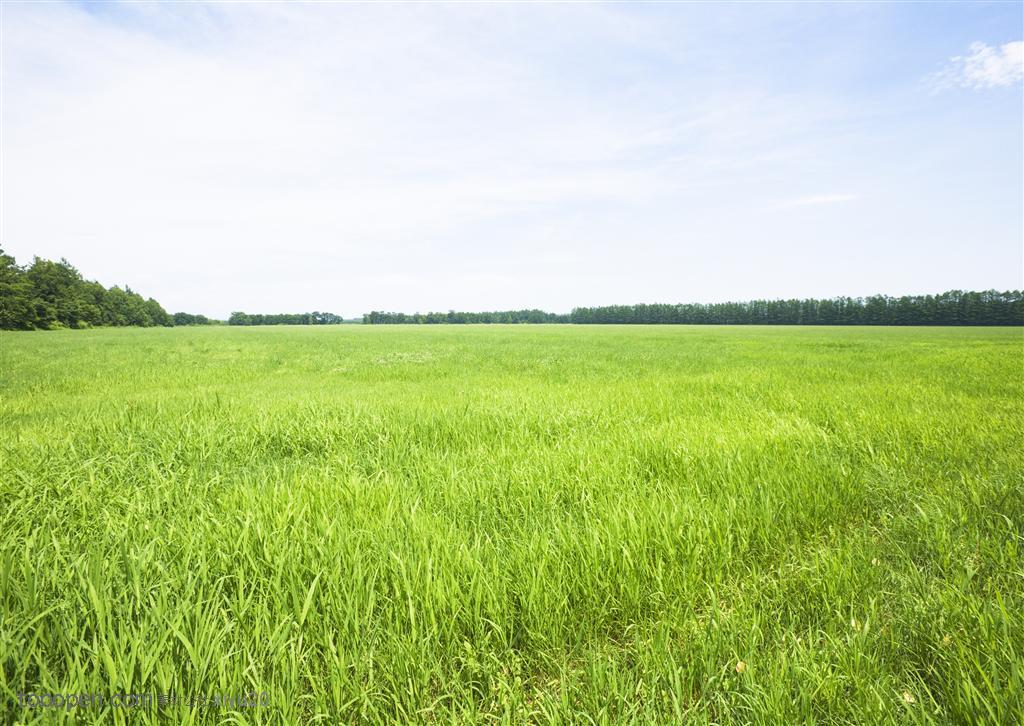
(4, 249), (1020, 329)
(172, 312), (214, 326)
(364, 310), (570, 324)
(365, 291), (1022, 326)
(0, 249), (214, 330)
(569, 291), (1022, 325)
(0, 250), (351, 330)
(228, 312), (345, 326)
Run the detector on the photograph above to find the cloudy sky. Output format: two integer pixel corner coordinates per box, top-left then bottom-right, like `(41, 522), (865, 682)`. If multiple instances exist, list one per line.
(2, 1), (1021, 318)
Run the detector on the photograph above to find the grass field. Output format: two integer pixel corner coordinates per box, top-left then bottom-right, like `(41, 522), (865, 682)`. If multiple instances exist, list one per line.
(2, 325), (1022, 724)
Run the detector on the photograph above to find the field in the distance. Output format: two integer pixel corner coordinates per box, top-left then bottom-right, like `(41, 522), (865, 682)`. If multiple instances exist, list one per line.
(2, 325), (1022, 724)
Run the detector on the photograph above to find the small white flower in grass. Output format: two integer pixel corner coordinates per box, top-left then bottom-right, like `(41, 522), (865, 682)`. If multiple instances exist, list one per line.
(902, 691), (916, 704)
(871, 558), (879, 566)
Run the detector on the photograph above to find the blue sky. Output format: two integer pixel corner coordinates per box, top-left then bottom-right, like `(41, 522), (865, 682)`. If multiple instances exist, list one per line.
(2, 1), (1021, 317)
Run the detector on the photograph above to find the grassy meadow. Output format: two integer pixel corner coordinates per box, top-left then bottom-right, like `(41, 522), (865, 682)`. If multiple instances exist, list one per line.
(1, 324), (1022, 724)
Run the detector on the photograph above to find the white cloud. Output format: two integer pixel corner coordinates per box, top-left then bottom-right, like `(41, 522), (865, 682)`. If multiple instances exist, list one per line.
(930, 41), (1024, 91)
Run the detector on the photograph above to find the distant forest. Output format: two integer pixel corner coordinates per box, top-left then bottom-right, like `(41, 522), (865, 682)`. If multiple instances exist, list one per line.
(368, 291), (1023, 326)
(2, 250), (1021, 329)
(567, 291), (1023, 325)
(0, 249), (207, 330)
(228, 312), (345, 326)
(0, 250), (348, 330)
(363, 310), (568, 325)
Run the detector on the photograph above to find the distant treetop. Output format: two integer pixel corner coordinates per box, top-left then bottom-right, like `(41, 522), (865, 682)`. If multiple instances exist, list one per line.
(0, 249), (210, 330)
(365, 292), (1023, 326)
(228, 311), (345, 326)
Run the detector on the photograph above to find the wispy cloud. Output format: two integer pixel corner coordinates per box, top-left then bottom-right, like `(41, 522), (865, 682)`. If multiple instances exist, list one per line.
(929, 41), (1023, 91)
(774, 194), (859, 210)
(2, 2), (1021, 313)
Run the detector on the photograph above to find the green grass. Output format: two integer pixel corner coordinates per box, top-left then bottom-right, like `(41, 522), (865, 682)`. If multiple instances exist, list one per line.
(1, 325), (1022, 724)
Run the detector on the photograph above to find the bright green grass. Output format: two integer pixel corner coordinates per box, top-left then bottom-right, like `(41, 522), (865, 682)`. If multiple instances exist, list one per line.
(2, 325), (1022, 724)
